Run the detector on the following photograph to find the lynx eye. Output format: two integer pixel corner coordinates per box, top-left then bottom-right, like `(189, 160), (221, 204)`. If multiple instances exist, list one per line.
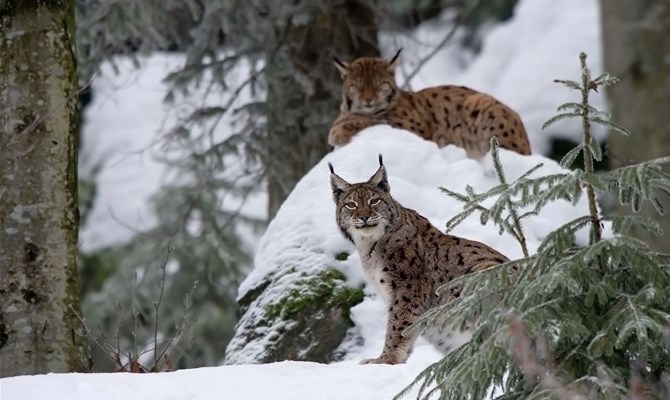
(344, 202), (357, 210)
(369, 198), (381, 206)
(377, 83), (391, 92)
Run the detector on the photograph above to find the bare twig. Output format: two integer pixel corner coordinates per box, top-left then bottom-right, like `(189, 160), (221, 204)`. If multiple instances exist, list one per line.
(507, 314), (588, 400)
(154, 247), (173, 366)
(400, 0), (482, 89)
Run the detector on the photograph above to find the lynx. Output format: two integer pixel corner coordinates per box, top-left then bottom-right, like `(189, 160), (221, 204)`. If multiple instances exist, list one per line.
(329, 156), (509, 364)
(329, 50), (531, 158)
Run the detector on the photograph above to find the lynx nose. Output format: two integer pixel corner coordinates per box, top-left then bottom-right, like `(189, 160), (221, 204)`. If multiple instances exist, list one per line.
(360, 216), (369, 223)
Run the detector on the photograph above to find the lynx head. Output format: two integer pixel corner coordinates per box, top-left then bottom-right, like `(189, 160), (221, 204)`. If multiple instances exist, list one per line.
(328, 155), (399, 245)
(333, 49), (402, 115)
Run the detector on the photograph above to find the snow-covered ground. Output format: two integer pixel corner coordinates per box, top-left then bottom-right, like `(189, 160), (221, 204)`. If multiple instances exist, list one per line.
(1, 358), (435, 400)
(0, 0), (607, 398)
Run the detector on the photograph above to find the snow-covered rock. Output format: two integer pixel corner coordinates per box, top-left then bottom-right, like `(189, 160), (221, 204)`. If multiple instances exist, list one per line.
(225, 126), (596, 364)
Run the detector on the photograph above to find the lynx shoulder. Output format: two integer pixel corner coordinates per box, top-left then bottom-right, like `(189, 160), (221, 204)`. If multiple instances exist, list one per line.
(328, 50), (531, 158)
(328, 156), (509, 364)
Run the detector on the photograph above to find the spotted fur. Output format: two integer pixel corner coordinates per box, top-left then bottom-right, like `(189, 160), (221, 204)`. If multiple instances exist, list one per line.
(329, 156), (509, 364)
(329, 50), (531, 158)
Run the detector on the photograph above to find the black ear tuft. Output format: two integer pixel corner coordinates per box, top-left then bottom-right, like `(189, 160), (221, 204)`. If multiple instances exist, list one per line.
(378, 154), (384, 167)
(389, 49), (402, 65)
(328, 162), (335, 174)
(367, 159), (390, 193)
(333, 56), (346, 68)
(333, 57), (349, 78)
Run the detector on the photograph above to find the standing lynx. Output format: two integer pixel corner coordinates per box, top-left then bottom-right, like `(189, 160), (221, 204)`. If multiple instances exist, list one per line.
(329, 50), (531, 158)
(328, 156), (509, 364)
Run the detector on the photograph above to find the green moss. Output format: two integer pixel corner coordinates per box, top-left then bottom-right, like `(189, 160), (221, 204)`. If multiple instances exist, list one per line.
(265, 268), (364, 320)
(334, 252), (349, 261)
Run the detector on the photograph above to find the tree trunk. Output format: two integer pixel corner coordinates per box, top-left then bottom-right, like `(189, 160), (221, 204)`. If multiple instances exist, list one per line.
(264, 0), (379, 218)
(0, 0), (90, 377)
(601, 0), (670, 252)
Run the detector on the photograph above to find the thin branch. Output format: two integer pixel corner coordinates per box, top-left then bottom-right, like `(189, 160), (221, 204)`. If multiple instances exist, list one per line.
(153, 247), (173, 367)
(507, 314), (588, 400)
(400, 0), (483, 89)
(490, 137), (530, 257)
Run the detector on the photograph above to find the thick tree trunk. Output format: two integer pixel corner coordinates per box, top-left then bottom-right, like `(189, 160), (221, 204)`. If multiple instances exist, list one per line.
(0, 0), (90, 376)
(264, 0), (379, 218)
(601, 1), (670, 252)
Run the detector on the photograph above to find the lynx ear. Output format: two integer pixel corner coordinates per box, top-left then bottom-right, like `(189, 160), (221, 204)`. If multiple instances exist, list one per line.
(387, 49), (402, 72)
(333, 57), (349, 79)
(367, 155), (390, 192)
(329, 162), (351, 202)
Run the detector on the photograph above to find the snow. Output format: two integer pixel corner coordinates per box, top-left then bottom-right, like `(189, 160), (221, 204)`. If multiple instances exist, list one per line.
(1, 359), (435, 400)
(398, 0), (604, 155)
(0, 0), (608, 398)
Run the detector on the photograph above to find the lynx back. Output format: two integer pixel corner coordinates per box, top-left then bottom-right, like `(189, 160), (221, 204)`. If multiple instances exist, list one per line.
(329, 50), (531, 158)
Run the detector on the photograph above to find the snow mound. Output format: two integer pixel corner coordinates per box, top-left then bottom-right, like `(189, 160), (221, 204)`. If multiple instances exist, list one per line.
(241, 126), (593, 297)
(233, 125), (597, 364)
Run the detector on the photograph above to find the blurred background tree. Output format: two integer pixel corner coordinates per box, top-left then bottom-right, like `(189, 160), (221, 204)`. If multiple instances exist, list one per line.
(601, 0), (670, 253)
(0, 0), (90, 377)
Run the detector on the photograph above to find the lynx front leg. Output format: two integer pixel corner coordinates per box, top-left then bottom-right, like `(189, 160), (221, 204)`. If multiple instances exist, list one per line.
(328, 114), (385, 147)
(360, 296), (421, 365)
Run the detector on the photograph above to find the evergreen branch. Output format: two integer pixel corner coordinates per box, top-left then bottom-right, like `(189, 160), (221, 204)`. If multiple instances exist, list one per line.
(557, 102), (584, 112)
(578, 53), (604, 250)
(553, 78), (582, 91)
(587, 136), (603, 162)
(542, 112), (581, 130)
(588, 116), (631, 136)
(515, 162), (545, 182)
(560, 145), (583, 168)
(490, 137), (530, 257)
(604, 215), (663, 237)
(593, 72), (619, 86)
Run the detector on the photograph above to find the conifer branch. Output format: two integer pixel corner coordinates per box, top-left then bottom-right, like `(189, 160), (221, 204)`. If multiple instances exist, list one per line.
(490, 137), (530, 257)
(578, 52), (603, 247)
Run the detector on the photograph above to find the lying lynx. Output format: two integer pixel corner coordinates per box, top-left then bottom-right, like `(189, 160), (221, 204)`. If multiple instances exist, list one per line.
(329, 50), (531, 158)
(329, 156), (509, 364)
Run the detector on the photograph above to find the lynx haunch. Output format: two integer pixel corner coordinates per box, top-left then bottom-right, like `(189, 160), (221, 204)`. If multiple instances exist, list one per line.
(329, 156), (509, 364)
(329, 50), (531, 158)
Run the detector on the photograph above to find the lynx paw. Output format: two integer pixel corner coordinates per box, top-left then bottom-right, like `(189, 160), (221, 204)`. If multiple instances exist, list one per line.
(328, 126), (353, 147)
(359, 356), (400, 365)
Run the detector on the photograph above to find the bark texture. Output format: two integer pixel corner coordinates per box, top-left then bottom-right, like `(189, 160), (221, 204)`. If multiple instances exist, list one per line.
(264, 0), (379, 218)
(601, 1), (670, 252)
(0, 0), (90, 377)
